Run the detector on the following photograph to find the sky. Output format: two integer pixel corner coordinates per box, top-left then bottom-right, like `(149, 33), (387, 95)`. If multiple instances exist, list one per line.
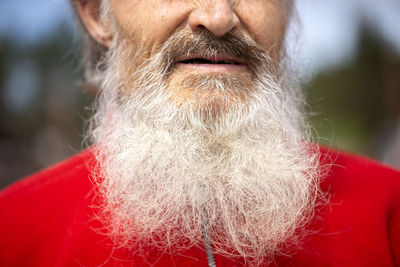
(0, 0), (399, 75)
(293, 0), (400, 73)
(0, 0), (73, 44)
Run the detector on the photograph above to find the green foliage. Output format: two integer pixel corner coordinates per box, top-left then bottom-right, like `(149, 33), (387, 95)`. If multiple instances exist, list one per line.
(306, 24), (400, 157)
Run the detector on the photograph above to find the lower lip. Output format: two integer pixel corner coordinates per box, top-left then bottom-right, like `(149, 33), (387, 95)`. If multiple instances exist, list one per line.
(175, 63), (248, 73)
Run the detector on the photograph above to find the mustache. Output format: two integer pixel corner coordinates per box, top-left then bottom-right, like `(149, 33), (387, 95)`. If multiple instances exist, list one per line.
(156, 30), (274, 73)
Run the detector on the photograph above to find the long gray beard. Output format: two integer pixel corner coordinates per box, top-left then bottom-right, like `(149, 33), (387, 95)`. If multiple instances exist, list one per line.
(89, 35), (322, 266)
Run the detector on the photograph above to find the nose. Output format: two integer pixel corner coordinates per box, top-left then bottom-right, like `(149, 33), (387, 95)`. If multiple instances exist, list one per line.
(188, 0), (240, 37)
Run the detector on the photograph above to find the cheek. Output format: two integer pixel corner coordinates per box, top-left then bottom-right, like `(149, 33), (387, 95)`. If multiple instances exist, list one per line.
(238, 0), (288, 58)
(110, 0), (191, 55)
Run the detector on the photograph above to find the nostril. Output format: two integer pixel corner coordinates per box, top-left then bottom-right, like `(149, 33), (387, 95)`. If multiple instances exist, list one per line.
(195, 25), (207, 33)
(188, 6), (239, 37)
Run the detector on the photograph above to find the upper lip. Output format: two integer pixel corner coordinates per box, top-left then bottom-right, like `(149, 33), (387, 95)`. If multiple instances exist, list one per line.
(175, 54), (246, 65)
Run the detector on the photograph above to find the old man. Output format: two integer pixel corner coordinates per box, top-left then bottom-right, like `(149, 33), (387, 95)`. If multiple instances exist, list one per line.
(1, 0), (399, 266)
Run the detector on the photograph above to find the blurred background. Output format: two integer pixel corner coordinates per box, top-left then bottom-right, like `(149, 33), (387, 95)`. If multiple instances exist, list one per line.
(0, 0), (399, 189)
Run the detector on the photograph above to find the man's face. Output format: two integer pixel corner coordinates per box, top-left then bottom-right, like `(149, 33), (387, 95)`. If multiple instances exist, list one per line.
(84, 1), (320, 264)
(109, 0), (289, 56)
(107, 0), (290, 107)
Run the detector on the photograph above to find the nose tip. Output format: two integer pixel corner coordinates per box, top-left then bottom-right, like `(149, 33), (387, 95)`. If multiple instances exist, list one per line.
(188, 0), (239, 37)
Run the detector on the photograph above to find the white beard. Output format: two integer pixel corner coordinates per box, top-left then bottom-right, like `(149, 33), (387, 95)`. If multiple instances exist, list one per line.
(89, 30), (322, 265)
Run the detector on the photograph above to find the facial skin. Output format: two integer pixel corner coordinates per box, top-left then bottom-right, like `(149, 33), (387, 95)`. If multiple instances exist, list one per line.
(77, 0), (291, 106)
(108, 0), (290, 59)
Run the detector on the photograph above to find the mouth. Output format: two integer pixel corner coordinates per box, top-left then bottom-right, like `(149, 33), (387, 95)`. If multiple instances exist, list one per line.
(174, 55), (248, 73)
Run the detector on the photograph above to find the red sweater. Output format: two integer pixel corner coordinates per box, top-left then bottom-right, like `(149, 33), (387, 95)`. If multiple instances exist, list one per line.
(0, 147), (399, 266)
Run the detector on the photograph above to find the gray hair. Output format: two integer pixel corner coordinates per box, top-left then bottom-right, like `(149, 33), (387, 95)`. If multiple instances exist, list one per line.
(69, 0), (110, 87)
